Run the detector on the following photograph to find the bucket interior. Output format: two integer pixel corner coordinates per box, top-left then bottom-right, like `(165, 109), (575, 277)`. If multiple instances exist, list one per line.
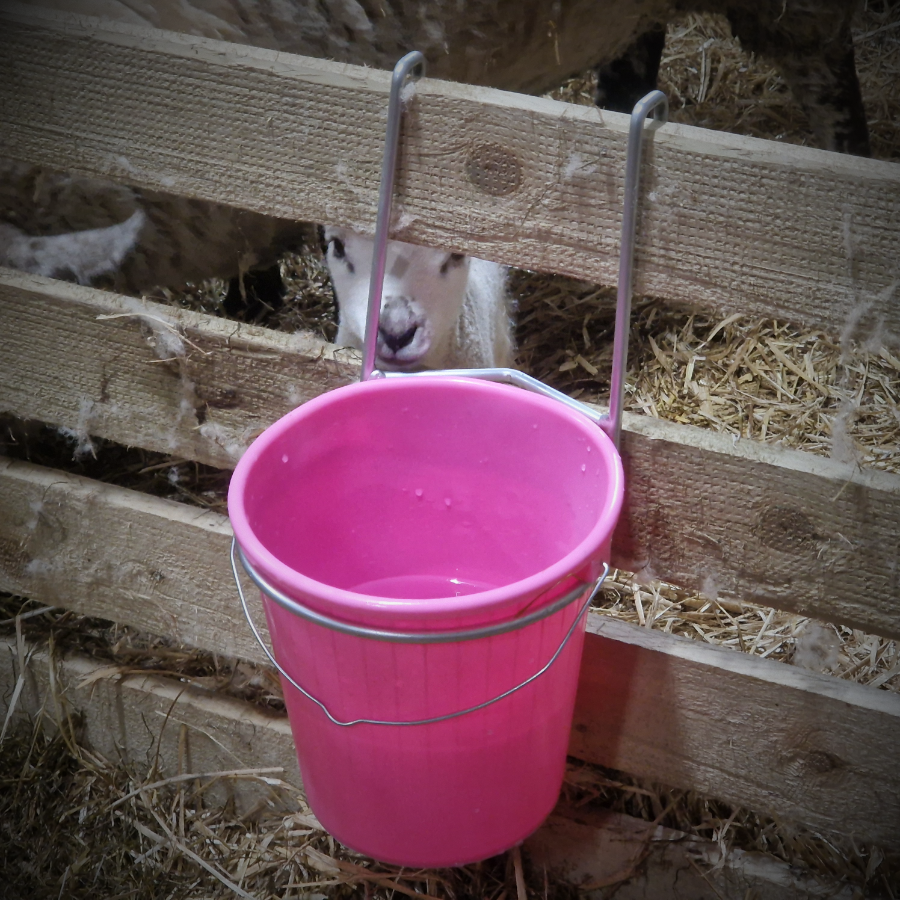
(233, 378), (621, 603)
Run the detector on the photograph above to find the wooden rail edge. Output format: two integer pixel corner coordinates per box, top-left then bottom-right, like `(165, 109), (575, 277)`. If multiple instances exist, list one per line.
(1, 3), (898, 343)
(2, 272), (900, 638)
(1, 462), (898, 848)
(0, 638), (876, 896)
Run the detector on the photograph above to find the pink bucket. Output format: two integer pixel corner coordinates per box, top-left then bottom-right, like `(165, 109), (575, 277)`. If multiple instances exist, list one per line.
(228, 375), (623, 867)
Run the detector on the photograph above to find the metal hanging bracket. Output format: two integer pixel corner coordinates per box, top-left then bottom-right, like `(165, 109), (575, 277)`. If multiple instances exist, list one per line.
(361, 50), (425, 383)
(607, 90), (668, 447)
(361, 51), (668, 449)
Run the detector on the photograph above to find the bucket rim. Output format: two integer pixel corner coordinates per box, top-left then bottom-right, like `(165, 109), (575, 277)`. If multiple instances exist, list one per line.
(227, 376), (624, 625)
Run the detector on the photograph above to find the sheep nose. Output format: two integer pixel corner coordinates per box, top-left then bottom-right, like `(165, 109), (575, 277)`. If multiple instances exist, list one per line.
(379, 324), (418, 353)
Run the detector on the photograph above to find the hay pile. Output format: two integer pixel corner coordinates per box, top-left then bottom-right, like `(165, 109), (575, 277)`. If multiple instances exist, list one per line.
(0, 697), (532, 900)
(2, 2), (899, 897)
(513, 278), (900, 473)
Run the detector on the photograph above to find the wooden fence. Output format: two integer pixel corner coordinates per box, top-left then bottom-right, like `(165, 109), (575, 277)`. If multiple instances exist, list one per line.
(1, 2), (899, 886)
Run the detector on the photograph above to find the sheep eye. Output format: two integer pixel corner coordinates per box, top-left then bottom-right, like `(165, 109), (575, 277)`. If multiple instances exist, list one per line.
(440, 252), (465, 274)
(330, 237), (346, 260)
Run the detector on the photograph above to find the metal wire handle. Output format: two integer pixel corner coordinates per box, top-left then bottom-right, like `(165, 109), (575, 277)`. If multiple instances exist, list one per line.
(361, 50), (425, 382)
(382, 366), (606, 427)
(359, 50), (667, 447)
(231, 538), (608, 728)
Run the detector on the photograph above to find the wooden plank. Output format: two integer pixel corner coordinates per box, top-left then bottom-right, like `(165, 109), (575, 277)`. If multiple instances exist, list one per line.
(0, 457), (265, 665)
(0, 639), (866, 897)
(1, 3), (899, 342)
(3, 270), (900, 638)
(615, 414), (900, 639)
(1, 460), (898, 848)
(0, 269), (357, 470)
(0, 637), (302, 815)
(572, 615), (900, 851)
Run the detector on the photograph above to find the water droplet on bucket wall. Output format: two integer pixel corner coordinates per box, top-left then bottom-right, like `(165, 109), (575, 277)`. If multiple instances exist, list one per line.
(581, 464), (586, 472)
(445, 498), (452, 507)
(282, 454), (289, 463)
(415, 488), (423, 498)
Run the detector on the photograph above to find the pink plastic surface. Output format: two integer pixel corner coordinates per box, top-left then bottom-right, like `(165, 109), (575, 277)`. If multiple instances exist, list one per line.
(228, 376), (623, 867)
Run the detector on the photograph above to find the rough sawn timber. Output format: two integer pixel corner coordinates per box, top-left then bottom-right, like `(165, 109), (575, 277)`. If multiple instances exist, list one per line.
(0, 636), (301, 815)
(2, 270), (900, 639)
(0, 457), (268, 668)
(0, 269), (358, 470)
(1, 4), (898, 344)
(573, 614), (900, 852)
(0, 638), (859, 898)
(1, 460), (898, 848)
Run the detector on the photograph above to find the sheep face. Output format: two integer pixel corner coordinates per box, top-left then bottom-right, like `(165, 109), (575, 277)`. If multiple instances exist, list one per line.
(324, 226), (470, 371)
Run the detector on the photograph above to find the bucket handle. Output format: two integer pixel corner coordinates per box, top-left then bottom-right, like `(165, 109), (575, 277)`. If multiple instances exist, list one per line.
(360, 50), (668, 448)
(231, 538), (607, 728)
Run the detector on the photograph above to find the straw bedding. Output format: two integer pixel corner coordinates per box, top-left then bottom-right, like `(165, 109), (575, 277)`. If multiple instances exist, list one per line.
(2, 2), (899, 897)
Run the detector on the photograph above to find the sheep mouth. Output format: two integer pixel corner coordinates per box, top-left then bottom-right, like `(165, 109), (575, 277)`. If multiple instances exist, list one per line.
(375, 328), (432, 371)
(375, 355), (427, 373)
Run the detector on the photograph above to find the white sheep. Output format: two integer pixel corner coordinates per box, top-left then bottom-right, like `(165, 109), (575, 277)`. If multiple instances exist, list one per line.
(0, 210), (145, 285)
(323, 227), (513, 371)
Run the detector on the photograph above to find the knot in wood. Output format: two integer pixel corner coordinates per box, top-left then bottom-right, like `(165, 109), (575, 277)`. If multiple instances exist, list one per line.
(754, 505), (820, 554)
(195, 384), (240, 410)
(782, 745), (847, 779)
(0, 536), (31, 581)
(465, 142), (523, 196)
